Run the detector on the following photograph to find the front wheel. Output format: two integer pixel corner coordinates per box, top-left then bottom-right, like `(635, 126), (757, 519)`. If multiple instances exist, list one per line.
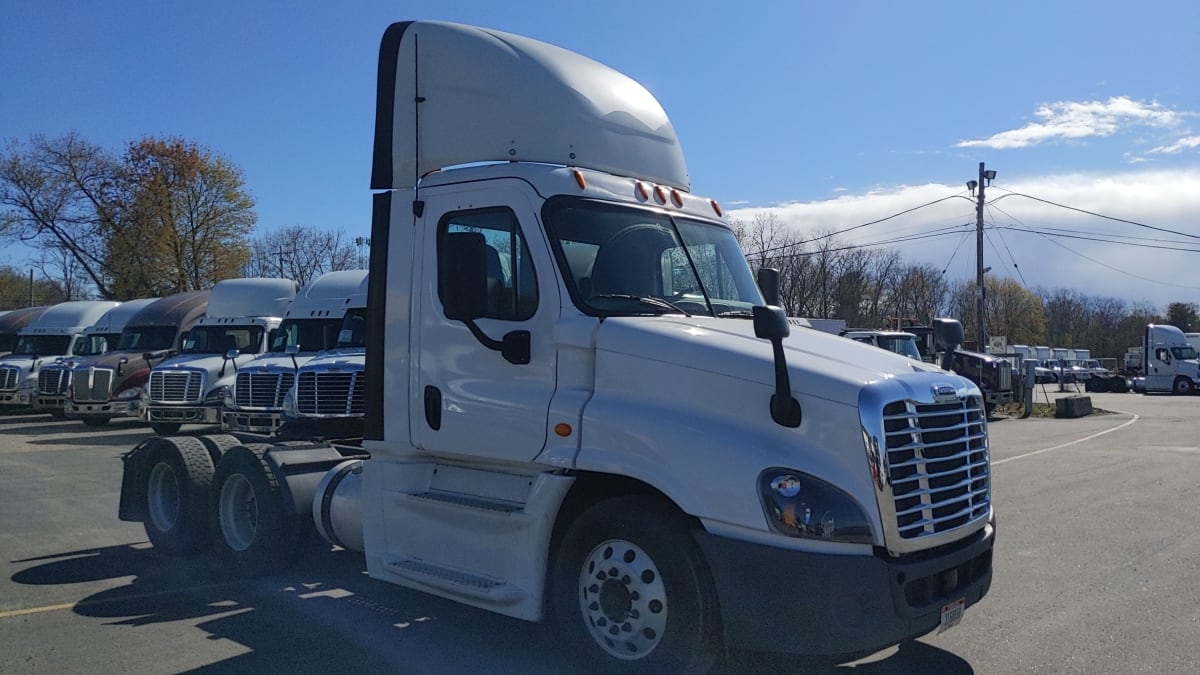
(553, 496), (721, 674)
(211, 444), (305, 577)
(1173, 377), (1195, 395)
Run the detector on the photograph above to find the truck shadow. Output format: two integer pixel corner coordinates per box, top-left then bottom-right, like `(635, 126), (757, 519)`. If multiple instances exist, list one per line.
(11, 542), (973, 674)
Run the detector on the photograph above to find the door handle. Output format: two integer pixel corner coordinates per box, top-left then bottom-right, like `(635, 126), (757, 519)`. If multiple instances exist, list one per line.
(424, 385), (442, 430)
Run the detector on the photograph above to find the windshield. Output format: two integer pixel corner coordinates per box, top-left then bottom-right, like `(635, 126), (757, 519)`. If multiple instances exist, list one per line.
(74, 332), (121, 356)
(181, 324), (265, 355)
(877, 336), (923, 360)
(336, 308), (367, 348)
(118, 325), (179, 352)
(270, 318), (344, 353)
(1172, 346), (1197, 360)
(544, 199), (762, 317)
(12, 334), (73, 356)
(0, 333), (15, 353)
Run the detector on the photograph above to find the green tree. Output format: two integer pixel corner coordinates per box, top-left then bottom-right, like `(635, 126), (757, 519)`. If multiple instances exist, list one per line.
(1164, 302), (1199, 332)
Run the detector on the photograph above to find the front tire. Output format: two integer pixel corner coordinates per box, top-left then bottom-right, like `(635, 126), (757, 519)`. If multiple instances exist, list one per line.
(143, 437), (215, 556)
(553, 496), (721, 674)
(211, 444), (305, 577)
(1173, 377), (1195, 395)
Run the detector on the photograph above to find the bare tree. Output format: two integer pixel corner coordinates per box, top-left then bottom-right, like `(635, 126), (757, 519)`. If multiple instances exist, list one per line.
(245, 225), (361, 286)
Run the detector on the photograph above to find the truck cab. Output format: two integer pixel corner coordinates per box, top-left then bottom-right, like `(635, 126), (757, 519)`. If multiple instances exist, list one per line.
(118, 21), (994, 671)
(1143, 323), (1200, 394)
(142, 279), (297, 434)
(840, 329), (924, 360)
(34, 298), (158, 416)
(0, 300), (121, 408)
(64, 290), (210, 427)
(222, 270), (368, 434)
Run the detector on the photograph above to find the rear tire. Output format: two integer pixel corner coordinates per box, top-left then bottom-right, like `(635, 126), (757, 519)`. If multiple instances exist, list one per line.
(82, 416), (111, 428)
(553, 496), (721, 674)
(152, 421), (183, 435)
(143, 437), (215, 556)
(1173, 377), (1195, 395)
(211, 444), (305, 577)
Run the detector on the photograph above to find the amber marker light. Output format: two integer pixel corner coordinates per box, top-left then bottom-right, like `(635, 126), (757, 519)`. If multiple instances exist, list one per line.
(572, 169), (587, 190)
(554, 423), (573, 437)
(710, 199), (723, 217)
(635, 181), (651, 201)
(654, 185), (667, 204)
(670, 189), (684, 208)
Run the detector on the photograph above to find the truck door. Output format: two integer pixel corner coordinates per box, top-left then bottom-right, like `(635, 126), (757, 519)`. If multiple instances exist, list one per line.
(412, 184), (557, 462)
(1145, 326), (1171, 391)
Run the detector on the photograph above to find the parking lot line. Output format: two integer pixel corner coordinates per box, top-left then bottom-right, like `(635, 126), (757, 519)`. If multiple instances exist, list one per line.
(992, 413), (1140, 467)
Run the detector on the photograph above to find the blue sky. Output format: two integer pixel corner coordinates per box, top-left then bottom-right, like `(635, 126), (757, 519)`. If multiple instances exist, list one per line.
(3, 1), (1199, 307)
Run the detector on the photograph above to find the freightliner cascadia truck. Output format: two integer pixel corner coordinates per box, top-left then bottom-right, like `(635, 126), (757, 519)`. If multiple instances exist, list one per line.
(118, 21), (994, 672)
(222, 270), (368, 434)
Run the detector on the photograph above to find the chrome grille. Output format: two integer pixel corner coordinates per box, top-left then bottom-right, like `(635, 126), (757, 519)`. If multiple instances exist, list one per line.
(882, 398), (989, 542)
(74, 367), (115, 402)
(0, 366), (19, 391)
(38, 366), (72, 396)
(296, 370), (364, 416)
(148, 370), (203, 403)
(235, 371), (294, 409)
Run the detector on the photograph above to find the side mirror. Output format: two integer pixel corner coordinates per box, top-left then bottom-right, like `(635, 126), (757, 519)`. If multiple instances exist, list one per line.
(225, 348), (240, 361)
(440, 232), (489, 321)
(752, 305), (790, 340)
(756, 267), (781, 307)
(932, 318), (965, 352)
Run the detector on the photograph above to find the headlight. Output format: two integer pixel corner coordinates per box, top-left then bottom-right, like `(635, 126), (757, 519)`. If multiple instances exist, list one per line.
(141, 385), (150, 403)
(758, 469), (874, 545)
(224, 384), (236, 408)
(115, 386), (142, 400)
(204, 385), (229, 404)
(281, 384), (296, 418)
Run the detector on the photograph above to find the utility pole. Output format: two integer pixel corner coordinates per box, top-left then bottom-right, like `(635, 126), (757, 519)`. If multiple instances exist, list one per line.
(968, 162), (996, 350)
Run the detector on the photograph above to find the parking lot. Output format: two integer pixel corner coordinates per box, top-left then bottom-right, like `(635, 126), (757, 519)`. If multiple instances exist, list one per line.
(2, 391), (1198, 673)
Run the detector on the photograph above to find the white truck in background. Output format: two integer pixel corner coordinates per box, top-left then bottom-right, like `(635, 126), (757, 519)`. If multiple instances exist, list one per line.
(222, 270), (368, 434)
(0, 300), (121, 408)
(142, 279), (297, 435)
(34, 298), (158, 416)
(117, 21), (994, 672)
(839, 329), (924, 361)
(0, 306), (48, 358)
(1142, 324), (1200, 395)
(275, 273), (369, 441)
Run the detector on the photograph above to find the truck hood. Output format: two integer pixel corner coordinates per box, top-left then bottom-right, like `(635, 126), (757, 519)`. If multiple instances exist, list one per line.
(238, 352), (319, 373)
(154, 353), (255, 381)
(301, 350), (365, 371)
(594, 316), (943, 408)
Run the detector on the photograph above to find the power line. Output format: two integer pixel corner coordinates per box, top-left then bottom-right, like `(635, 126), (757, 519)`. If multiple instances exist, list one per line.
(988, 189), (1200, 240)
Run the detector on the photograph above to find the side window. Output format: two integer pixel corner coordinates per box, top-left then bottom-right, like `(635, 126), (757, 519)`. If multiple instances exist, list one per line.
(439, 208), (538, 321)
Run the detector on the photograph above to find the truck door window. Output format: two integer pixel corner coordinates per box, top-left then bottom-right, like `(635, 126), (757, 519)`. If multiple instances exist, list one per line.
(438, 208), (538, 321)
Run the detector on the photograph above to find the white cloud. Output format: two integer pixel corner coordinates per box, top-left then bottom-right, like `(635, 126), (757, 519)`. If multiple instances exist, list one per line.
(1147, 135), (1200, 154)
(957, 96), (1185, 149)
(727, 168), (1200, 305)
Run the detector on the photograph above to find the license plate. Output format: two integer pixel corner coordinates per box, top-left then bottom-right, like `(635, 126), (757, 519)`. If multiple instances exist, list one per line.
(938, 597), (965, 633)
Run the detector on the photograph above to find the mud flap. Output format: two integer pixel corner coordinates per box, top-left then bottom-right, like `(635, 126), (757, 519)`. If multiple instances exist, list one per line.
(118, 438), (158, 521)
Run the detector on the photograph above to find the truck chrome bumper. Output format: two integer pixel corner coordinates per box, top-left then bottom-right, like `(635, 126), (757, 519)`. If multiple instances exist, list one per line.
(66, 400), (139, 418)
(145, 405), (221, 424)
(221, 409), (284, 434)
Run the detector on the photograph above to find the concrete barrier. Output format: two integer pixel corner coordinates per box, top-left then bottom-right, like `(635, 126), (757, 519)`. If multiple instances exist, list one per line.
(1055, 395), (1094, 418)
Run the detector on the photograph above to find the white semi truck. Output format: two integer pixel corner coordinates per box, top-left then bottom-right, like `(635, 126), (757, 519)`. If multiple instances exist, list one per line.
(277, 273), (369, 441)
(0, 300), (121, 408)
(142, 278), (297, 435)
(222, 270), (368, 434)
(118, 21), (994, 672)
(34, 298), (158, 416)
(1142, 323), (1200, 394)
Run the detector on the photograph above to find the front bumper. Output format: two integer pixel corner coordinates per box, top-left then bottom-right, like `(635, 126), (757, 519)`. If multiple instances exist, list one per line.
(695, 520), (994, 657)
(222, 409), (284, 434)
(145, 404), (221, 425)
(0, 390), (32, 406)
(34, 394), (66, 412)
(67, 399), (139, 419)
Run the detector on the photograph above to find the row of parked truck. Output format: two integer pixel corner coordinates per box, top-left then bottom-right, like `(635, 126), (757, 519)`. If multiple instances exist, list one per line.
(0, 271), (369, 437)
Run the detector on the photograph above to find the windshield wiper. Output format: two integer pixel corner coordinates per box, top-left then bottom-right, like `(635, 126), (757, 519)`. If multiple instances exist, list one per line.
(715, 310), (754, 319)
(589, 294), (693, 317)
